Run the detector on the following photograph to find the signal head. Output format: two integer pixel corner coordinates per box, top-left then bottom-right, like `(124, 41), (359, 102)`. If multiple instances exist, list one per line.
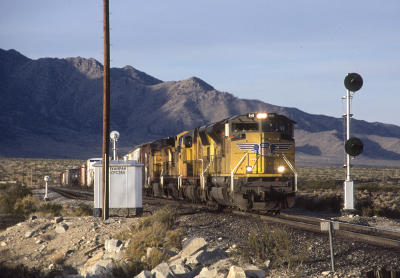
(345, 137), (364, 156)
(344, 73), (363, 92)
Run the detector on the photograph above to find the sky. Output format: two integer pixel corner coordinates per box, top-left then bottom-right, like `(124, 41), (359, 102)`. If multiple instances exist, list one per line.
(1, 1), (399, 126)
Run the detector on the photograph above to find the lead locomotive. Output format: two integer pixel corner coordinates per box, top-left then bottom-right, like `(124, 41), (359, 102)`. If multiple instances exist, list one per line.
(127, 112), (296, 212)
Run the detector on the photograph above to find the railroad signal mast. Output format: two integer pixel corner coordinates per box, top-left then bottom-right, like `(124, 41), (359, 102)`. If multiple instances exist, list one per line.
(343, 73), (364, 212)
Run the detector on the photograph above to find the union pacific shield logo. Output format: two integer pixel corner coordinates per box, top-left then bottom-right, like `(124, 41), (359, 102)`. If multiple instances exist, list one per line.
(236, 142), (292, 155)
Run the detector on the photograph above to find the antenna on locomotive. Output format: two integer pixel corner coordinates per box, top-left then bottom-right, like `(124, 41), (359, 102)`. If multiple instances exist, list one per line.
(342, 73), (364, 213)
(110, 131), (120, 160)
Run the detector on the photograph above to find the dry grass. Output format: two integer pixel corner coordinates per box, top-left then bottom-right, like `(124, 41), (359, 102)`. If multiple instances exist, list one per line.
(241, 224), (307, 270)
(115, 207), (182, 276)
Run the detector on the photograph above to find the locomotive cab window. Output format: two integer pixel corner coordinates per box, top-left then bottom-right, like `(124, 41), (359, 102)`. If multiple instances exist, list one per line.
(184, 136), (192, 148)
(232, 122), (258, 132)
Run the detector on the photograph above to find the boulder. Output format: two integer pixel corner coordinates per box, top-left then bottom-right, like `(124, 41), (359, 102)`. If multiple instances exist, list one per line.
(181, 237), (207, 257)
(170, 262), (190, 275)
(244, 269), (266, 278)
(227, 266), (246, 278)
(195, 267), (219, 278)
(85, 259), (114, 277)
(53, 216), (63, 223)
(186, 248), (227, 267)
(134, 270), (153, 278)
(25, 230), (35, 238)
(152, 262), (174, 278)
(105, 238), (123, 253)
(55, 224), (69, 233)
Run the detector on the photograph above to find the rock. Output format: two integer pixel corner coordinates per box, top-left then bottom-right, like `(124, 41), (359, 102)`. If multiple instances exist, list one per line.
(181, 237), (207, 257)
(1, 242), (7, 247)
(53, 216), (63, 223)
(85, 259), (114, 277)
(168, 253), (184, 266)
(264, 259), (271, 268)
(134, 270), (153, 278)
(186, 248), (227, 267)
(227, 266), (246, 278)
(80, 251), (104, 276)
(55, 224), (69, 233)
(164, 248), (178, 257)
(39, 245), (47, 253)
(105, 238), (123, 253)
(103, 218), (115, 224)
(35, 239), (43, 244)
(170, 262), (190, 275)
(31, 215), (37, 220)
(25, 230), (35, 238)
(244, 268), (266, 278)
(152, 262), (174, 278)
(195, 267), (219, 278)
(322, 270), (332, 276)
(48, 263), (55, 270)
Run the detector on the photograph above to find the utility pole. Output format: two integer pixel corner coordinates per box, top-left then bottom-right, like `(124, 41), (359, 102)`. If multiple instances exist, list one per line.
(102, 0), (111, 221)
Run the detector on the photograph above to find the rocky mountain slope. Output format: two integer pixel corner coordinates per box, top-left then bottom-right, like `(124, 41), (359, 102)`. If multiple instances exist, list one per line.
(1, 48), (400, 166)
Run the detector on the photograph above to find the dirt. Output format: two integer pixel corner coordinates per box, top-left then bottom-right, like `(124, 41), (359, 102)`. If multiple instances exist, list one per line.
(1, 189), (400, 277)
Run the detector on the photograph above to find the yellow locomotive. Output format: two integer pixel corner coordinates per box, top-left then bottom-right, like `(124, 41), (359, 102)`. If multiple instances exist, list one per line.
(128, 112), (297, 211)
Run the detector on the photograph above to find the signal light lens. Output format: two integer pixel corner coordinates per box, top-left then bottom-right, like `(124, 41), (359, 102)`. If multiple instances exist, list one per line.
(246, 166), (252, 173)
(277, 166), (285, 173)
(256, 113), (268, 119)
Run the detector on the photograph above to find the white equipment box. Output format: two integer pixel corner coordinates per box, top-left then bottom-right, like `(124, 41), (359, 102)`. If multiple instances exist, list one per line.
(93, 160), (143, 216)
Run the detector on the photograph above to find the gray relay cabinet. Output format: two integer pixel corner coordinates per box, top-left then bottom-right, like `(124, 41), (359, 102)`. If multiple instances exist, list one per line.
(93, 160), (143, 216)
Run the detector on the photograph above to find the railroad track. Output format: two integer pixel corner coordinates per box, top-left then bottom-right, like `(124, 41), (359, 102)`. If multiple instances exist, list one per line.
(46, 188), (400, 249)
(48, 186), (94, 201)
(233, 210), (400, 249)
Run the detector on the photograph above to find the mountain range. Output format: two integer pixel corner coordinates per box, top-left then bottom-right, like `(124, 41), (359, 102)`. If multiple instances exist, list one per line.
(1, 48), (399, 167)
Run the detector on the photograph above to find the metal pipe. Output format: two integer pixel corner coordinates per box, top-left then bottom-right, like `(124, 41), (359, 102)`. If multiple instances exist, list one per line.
(281, 154), (298, 192)
(231, 152), (249, 192)
(102, 0), (110, 221)
(346, 89), (351, 181)
(328, 222), (335, 272)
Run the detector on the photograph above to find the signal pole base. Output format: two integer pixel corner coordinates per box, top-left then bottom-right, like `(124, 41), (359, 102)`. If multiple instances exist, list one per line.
(343, 180), (355, 211)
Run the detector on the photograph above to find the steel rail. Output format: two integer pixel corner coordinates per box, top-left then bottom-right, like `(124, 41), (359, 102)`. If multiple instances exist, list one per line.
(233, 211), (400, 249)
(48, 186), (93, 201)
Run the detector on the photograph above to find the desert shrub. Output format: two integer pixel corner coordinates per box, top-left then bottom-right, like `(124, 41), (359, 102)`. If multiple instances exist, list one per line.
(37, 202), (63, 216)
(147, 248), (167, 269)
(165, 228), (183, 249)
(0, 183), (32, 214)
(356, 183), (382, 192)
(13, 195), (41, 216)
(295, 194), (342, 213)
(356, 183), (400, 192)
(69, 203), (92, 216)
(297, 180), (338, 191)
(120, 207), (181, 276)
(241, 225), (306, 269)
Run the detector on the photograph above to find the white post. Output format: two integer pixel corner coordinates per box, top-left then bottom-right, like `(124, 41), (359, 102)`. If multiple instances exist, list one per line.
(344, 88), (354, 210)
(112, 139), (117, 160)
(44, 176), (50, 201)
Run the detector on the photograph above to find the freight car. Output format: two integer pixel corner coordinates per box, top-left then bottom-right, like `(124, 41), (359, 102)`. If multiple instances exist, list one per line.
(127, 112), (297, 211)
(60, 158), (101, 187)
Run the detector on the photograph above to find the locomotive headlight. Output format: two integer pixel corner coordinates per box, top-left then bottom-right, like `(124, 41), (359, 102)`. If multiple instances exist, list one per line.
(277, 166), (285, 173)
(246, 166), (253, 173)
(256, 113), (268, 119)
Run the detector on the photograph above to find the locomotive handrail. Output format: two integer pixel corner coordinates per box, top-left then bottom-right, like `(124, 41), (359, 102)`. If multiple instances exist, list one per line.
(231, 152), (250, 192)
(280, 154), (298, 192)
